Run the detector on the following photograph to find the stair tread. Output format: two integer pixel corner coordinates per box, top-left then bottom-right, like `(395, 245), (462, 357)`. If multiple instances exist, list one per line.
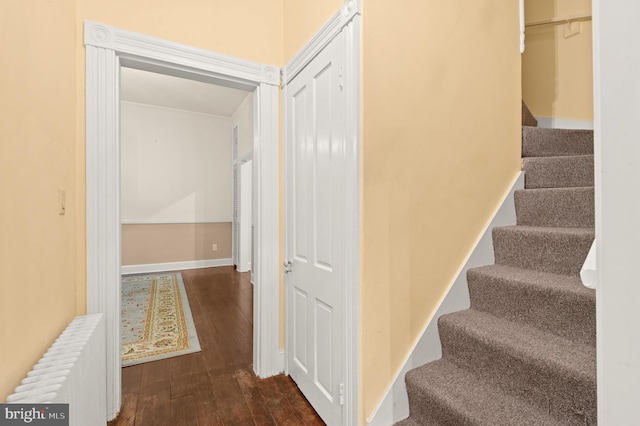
(406, 359), (564, 426)
(394, 418), (421, 426)
(468, 265), (596, 346)
(440, 309), (596, 381)
(516, 186), (594, 193)
(494, 225), (595, 237)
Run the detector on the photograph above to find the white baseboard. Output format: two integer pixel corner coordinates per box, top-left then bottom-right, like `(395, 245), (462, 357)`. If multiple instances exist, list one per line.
(535, 116), (594, 130)
(366, 172), (524, 426)
(121, 258), (233, 275)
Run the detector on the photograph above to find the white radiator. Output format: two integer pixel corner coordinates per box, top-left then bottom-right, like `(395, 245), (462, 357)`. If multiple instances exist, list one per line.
(6, 313), (107, 426)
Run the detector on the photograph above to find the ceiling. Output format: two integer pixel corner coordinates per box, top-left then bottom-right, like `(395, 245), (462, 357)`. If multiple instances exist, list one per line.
(120, 67), (251, 117)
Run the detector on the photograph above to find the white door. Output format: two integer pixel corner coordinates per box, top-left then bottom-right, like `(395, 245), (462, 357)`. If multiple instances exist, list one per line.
(285, 30), (346, 426)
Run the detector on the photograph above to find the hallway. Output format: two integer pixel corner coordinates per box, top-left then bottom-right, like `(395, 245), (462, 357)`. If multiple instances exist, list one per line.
(109, 267), (324, 425)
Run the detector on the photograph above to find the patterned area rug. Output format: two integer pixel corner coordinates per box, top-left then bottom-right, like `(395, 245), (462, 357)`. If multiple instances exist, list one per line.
(121, 272), (201, 367)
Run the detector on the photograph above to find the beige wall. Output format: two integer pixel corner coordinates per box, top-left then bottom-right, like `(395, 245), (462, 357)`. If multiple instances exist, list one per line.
(283, 0), (344, 61)
(121, 223), (232, 265)
(522, 0), (593, 121)
(361, 0), (522, 420)
(0, 0), (78, 401)
(77, 0), (283, 65)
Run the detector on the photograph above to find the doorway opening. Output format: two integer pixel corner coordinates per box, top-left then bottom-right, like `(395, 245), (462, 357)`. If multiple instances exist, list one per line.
(120, 67), (252, 274)
(85, 21), (281, 420)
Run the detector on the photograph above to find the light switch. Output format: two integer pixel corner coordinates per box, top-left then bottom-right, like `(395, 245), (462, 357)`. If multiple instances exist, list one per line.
(59, 189), (66, 215)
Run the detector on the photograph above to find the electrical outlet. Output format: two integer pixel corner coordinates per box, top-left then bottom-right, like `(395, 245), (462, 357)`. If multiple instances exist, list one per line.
(212, 244), (218, 251)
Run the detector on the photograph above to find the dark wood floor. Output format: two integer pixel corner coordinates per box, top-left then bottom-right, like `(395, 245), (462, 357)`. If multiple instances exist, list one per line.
(109, 266), (324, 426)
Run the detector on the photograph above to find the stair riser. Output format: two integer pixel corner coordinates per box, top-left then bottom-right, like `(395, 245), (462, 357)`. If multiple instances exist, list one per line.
(439, 319), (596, 425)
(405, 386), (472, 426)
(522, 127), (593, 158)
(523, 156), (594, 189)
(493, 228), (594, 276)
(467, 270), (596, 346)
(515, 188), (594, 228)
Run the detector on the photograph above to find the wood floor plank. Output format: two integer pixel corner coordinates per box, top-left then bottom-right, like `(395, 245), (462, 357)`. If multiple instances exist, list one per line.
(276, 375), (326, 425)
(170, 352), (208, 398)
(187, 372), (223, 426)
(209, 370), (255, 425)
(234, 368), (276, 425)
(112, 267), (324, 426)
(135, 386), (171, 426)
(253, 374), (302, 425)
(170, 395), (199, 426)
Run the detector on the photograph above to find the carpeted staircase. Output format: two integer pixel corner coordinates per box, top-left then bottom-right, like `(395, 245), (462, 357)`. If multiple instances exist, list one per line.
(397, 106), (596, 425)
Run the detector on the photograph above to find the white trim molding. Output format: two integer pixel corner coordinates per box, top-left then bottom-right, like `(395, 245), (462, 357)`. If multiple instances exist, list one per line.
(282, 2), (361, 424)
(283, 0), (361, 84)
(85, 22), (279, 86)
(593, 0), (640, 423)
(535, 116), (594, 130)
(342, 12), (361, 426)
(367, 173), (524, 425)
(121, 220), (233, 225)
(121, 258), (234, 275)
(84, 21), (281, 420)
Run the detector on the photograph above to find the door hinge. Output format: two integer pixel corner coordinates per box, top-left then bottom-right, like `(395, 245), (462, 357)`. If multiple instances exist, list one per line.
(284, 260), (293, 274)
(339, 383), (345, 406)
(338, 67), (344, 91)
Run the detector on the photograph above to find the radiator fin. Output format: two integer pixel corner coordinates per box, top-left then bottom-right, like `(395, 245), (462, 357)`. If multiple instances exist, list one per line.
(6, 313), (107, 426)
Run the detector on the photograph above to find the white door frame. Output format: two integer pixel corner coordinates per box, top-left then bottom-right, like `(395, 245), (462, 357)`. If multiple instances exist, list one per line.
(84, 21), (281, 420)
(283, 1), (361, 424)
(592, 0), (640, 423)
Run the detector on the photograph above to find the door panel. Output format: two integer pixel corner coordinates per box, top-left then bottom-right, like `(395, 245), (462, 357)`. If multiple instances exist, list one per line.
(285, 30), (346, 426)
(293, 288), (309, 372)
(293, 85), (309, 263)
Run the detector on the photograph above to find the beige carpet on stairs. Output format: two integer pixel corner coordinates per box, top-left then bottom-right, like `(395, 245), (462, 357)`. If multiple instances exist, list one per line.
(398, 103), (596, 425)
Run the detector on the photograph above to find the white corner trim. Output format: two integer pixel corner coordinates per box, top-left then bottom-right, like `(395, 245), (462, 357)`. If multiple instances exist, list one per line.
(535, 116), (594, 130)
(121, 258), (233, 275)
(283, 0), (361, 84)
(366, 172), (524, 426)
(343, 14), (361, 426)
(252, 81), (282, 378)
(85, 21), (280, 421)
